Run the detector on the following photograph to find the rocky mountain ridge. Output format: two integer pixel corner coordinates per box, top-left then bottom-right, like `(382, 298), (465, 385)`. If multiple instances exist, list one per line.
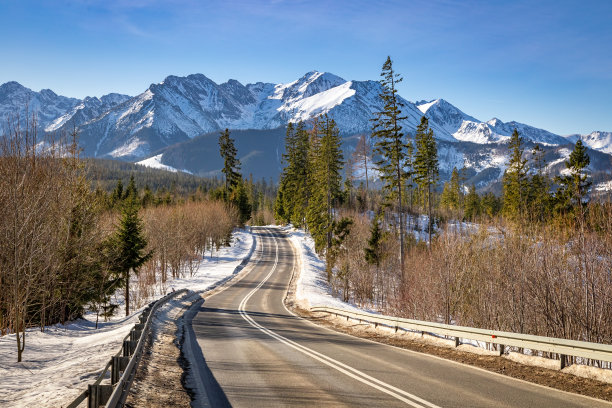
(1, 73), (610, 190)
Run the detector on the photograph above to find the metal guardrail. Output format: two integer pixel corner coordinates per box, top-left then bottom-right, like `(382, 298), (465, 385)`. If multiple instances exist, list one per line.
(311, 305), (612, 369)
(66, 289), (188, 408)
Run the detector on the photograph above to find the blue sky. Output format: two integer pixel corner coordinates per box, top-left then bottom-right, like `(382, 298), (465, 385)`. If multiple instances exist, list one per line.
(1, 0), (611, 135)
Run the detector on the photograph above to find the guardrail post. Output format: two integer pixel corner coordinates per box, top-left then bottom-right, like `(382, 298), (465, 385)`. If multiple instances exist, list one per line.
(498, 344), (505, 356)
(88, 384), (98, 408)
(112, 356), (130, 385)
(454, 337), (460, 347)
(560, 354), (568, 369)
(123, 340), (134, 357)
(88, 384), (113, 408)
(130, 328), (137, 343)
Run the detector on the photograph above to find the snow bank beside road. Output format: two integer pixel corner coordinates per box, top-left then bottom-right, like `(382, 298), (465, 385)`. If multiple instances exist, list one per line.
(285, 226), (363, 314)
(0, 228), (254, 408)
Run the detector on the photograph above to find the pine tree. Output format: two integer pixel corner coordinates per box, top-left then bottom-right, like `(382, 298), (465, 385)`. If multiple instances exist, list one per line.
(274, 178), (288, 223)
(528, 144), (552, 222)
(306, 115), (344, 254)
(111, 179), (124, 207)
(352, 134), (372, 207)
(365, 214), (384, 268)
(218, 128), (241, 201)
(289, 123), (312, 226)
(326, 217), (353, 284)
(231, 179), (252, 225)
(371, 56), (409, 271)
(343, 156), (354, 208)
(276, 122), (311, 226)
(464, 185), (480, 220)
(109, 195), (152, 316)
(413, 116), (439, 244)
(123, 174), (138, 200)
(555, 139), (591, 216)
(440, 167), (462, 214)
(481, 192), (501, 218)
(142, 184), (155, 208)
(502, 129), (528, 221)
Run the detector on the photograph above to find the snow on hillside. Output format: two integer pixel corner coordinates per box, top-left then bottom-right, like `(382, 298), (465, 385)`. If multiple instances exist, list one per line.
(0, 81), (80, 129)
(282, 81), (356, 123)
(137, 154), (179, 172)
(45, 93), (131, 132)
(580, 131), (612, 155)
(2, 76), (612, 172)
(0, 229), (254, 408)
(595, 181), (612, 192)
(417, 99), (479, 140)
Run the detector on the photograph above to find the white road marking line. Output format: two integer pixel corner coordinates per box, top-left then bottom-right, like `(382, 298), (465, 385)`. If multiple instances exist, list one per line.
(237, 228), (441, 408)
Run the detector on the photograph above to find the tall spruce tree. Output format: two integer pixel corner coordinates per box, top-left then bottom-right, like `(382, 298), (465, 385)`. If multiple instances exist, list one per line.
(218, 128), (241, 201)
(352, 134), (372, 207)
(528, 144), (552, 222)
(231, 179), (252, 225)
(306, 115), (344, 254)
(502, 129), (528, 221)
(464, 185), (480, 220)
(440, 167), (462, 213)
(276, 122), (311, 226)
(555, 139), (591, 216)
(371, 56), (409, 272)
(110, 194), (152, 316)
(365, 213), (384, 268)
(413, 116), (439, 244)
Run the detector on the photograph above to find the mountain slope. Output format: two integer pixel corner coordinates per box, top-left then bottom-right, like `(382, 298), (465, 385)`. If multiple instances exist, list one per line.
(46, 93), (131, 131)
(0, 81), (80, 128)
(1, 74), (611, 189)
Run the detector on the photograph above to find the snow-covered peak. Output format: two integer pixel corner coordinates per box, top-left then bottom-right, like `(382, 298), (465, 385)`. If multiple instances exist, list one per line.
(453, 117), (568, 146)
(416, 99), (480, 140)
(0, 81), (28, 94)
(0, 81), (80, 129)
(100, 93), (131, 106)
(46, 92), (131, 132)
(454, 121), (509, 144)
(281, 80), (356, 122)
(417, 99), (438, 114)
(487, 117), (503, 127)
(577, 131), (612, 154)
(274, 71), (346, 102)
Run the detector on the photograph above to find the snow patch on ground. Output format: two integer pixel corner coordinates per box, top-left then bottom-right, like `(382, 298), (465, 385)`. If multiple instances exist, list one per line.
(0, 228), (254, 408)
(108, 138), (148, 158)
(136, 154), (193, 174)
(282, 81), (356, 123)
(595, 180), (612, 192)
(285, 227), (363, 314)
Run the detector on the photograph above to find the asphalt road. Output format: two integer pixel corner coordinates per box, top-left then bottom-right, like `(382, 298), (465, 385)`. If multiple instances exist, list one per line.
(186, 226), (609, 407)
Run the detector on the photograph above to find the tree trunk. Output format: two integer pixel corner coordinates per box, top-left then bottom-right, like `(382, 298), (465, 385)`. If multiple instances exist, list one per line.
(125, 269), (130, 316)
(428, 183), (433, 245)
(397, 164), (405, 277)
(364, 154), (369, 209)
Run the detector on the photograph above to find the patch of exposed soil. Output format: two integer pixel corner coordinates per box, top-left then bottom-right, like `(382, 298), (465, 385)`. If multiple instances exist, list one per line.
(124, 304), (192, 407)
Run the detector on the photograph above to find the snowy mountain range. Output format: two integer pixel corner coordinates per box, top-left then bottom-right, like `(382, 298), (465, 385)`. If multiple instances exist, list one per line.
(1, 72), (611, 189)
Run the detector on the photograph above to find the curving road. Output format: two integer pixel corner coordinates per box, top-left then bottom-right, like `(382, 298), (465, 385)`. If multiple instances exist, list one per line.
(185, 227), (609, 407)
